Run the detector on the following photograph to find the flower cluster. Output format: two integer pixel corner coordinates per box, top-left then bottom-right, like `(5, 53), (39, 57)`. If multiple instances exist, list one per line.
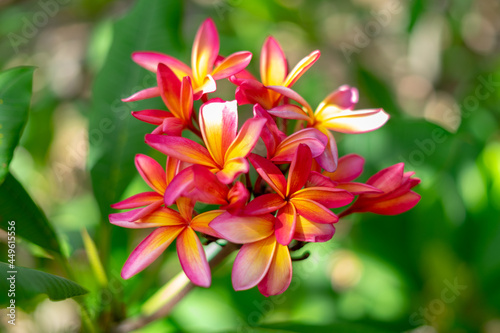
(109, 18), (421, 296)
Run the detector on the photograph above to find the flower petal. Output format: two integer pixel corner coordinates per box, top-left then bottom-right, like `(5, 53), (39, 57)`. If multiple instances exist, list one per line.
(122, 87), (161, 102)
(157, 63), (183, 119)
(253, 104), (286, 159)
(109, 203), (166, 229)
(161, 117), (185, 136)
(212, 51), (252, 80)
(324, 154), (364, 182)
(257, 241), (292, 296)
(132, 109), (171, 125)
(135, 154), (167, 194)
(275, 203), (296, 246)
(306, 171), (337, 188)
(121, 226), (184, 279)
(193, 74), (217, 99)
(267, 85), (312, 114)
(248, 153), (287, 196)
(335, 182), (383, 194)
(267, 104), (310, 120)
(286, 144), (312, 196)
(111, 192), (163, 210)
(283, 50), (320, 88)
(177, 227), (211, 287)
(216, 157), (249, 184)
(366, 163), (404, 193)
(356, 191), (421, 215)
(273, 128), (327, 162)
(315, 130), (338, 172)
(292, 187), (353, 208)
(291, 198), (338, 224)
(200, 99), (238, 166)
(317, 85), (359, 111)
(225, 117), (267, 162)
(180, 76), (194, 122)
(191, 210), (225, 238)
(210, 212), (275, 243)
(132, 51), (191, 78)
(232, 236), (276, 291)
(145, 134), (216, 169)
(294, 215), (335, 242)
(222, 181), (250, 213)
(235, 79), (272, 109)
(320, 108), (390, 134)
(243, 193), (287, 215)
(260, 36), (287, 86)
(192, 18), (219, 87)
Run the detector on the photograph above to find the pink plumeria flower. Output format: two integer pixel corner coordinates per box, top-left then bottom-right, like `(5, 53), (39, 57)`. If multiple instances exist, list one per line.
(126, 18), (252, 101)
(128, 64), (195, 135)
(210, 214), (293, 296)
(145, 99), (266, 184)
(267, 85), (390, 171)
(231, 36), (320, 109)
(341, 163), (421, 216)
(245, 144), (353, 246)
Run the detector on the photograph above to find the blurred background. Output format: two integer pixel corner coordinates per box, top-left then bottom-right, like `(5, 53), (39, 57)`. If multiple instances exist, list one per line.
(0, 0), (499, 332)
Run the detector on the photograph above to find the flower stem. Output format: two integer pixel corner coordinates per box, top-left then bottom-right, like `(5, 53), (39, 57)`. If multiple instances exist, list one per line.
(112, 242), (238, 332)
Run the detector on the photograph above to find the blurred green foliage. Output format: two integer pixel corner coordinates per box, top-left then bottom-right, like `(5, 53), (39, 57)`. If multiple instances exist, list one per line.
(0, 0), (499, 332)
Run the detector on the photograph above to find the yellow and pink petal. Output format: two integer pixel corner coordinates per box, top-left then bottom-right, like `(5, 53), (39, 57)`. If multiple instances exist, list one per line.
(176, 227), (211, 287)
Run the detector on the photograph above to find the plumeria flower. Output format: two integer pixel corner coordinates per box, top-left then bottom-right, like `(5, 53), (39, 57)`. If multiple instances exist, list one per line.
(340, 162), (421, 216)
(128, 64), (195, 135)
(146, 99), (266, 184)
(245, 144), (353, 246)
(210, 214), (292, 296)
(125, 18), (252, 101)
(253, 104), (327, 162)
(110, 156), (224, 286)
(266, 85), (390, 171)
(231, 36), (320, 109)
(308, 154), (383, 195)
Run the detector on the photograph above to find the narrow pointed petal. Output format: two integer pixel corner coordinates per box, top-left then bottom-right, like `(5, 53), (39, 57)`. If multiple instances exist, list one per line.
(232, 236), (276, 291)
(180, 76), (194, 122)
(335, 182), (383, 194)
(273, 128), (327, 162)
(121, 226), (184, 279)
(286, 144), (312, 196)
(191, 210), (225, 238)
(306, 171), (337, 188)
(192, 18), (219, 87)
(132, 109), (171, 125)
(275, 203), (296, 246)
(161, 117), (185, 136)
(315, 130), (338, 172)
(145, 134), (216, 169)
(318, 85), (359, 111)
(210, 213), (275, 243)
(243, 193), (286, 215)
(111, 192), (163, 210)
(292, 187), (353, 208)
(357, 192), (421, 215)
(258, 242), (292, 296)
(225, 117), (267, 161)
(248, 154), (287, 196)
(176, 197), (195, 222)
(212, 51), (252, 80)
(321, 108), (390, 134)
(166, 157), (181, 185)
(109, 203), (166, 228)
(122, 87), (161, 102)
(216, 157), (249, 184)
(267, 104), (310, 120)
(366, 163), (404, 192)
(294, 215), (335, 242)
(260, 36), (287, 86)
(177, 227), (211, 287)
(200, 99), (238, 166)
(291, 198), (338, 224)
(132, 51), (192, 78)
(267, 85), (312, 114)
(324, 154), (364, 182)
(164, 165), (228, 206)
(135, 154), (167, 194)
(157, 63), (183, 119)
(283, 50), (320, 88)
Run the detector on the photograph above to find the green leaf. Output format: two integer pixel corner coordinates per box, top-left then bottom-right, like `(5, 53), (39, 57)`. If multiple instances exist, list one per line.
(0, 66), (35, 184)
(0, 262), (88, 305)
(89, 0), (183, 217)
(0, 173), (62, 254)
